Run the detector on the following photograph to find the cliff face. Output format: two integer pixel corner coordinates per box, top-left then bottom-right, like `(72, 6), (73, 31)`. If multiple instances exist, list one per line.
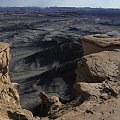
(75, 34), (120, 98)
(0, 42), (39, 120)
(73, 35), (120, 120)
(0, 33), (120, 120)
(56, 34), (120, 120)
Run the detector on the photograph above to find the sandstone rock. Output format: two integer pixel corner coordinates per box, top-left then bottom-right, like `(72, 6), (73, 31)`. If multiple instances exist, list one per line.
(39, 91), (62, 116)
(39, 91), (49, 101)
(74, 80), (120, 103)
(0, 42), (10, 84)
(100, 93), (110, 100)
(81, 34), (120, 55)
(74, 82), (102, 98)
(39, 91), (50, 116)
(57, 96), (120, 120)
(49, 34), (120, 120)
(76, 50), (120, 83)
(0, 42), (10, 53)
(49, 96), (62, 114)
(12, 83), (20, 91)
(0, 42), (40, 120)
(71, 34), (120, 120)
(0, 42), (19, 106)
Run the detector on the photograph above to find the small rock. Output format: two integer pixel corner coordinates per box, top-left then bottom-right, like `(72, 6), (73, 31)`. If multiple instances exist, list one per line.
(100, 93), (110, 100)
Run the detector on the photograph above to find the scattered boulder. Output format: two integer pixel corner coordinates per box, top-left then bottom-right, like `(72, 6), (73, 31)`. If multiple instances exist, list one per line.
(49, 96), (62, 114)
(39, 91), (62, 116)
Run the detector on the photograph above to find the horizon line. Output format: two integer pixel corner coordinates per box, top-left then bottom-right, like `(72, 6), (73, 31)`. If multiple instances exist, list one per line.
(0, 6), (120, 9)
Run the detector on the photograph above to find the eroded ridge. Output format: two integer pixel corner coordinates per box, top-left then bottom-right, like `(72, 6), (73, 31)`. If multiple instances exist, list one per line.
(0, 42), (40, 120)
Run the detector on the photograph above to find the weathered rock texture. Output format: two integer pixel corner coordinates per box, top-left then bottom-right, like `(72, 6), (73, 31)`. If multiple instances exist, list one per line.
(54, 34), (120, 120)
(39, 91), (62, 117)
(57, 96), (120, 120)
(76, 50), (120, 83)
(72, 34), (120, 119)
(0, 42), (40, 120)
(81, 34), (120, 55)
(0, 33), (120, 120)
(75, 34), (120, 98)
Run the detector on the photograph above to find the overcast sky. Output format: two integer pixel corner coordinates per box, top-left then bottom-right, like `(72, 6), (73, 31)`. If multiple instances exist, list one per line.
(0, 0), (120, 8)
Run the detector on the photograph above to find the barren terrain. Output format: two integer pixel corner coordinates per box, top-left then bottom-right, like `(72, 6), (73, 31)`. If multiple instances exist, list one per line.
(0, 7), (120, 117)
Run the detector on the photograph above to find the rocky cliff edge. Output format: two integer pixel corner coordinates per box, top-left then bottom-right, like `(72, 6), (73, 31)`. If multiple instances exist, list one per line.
(57, 34), (120, 120)
(0, 42), (40, 120)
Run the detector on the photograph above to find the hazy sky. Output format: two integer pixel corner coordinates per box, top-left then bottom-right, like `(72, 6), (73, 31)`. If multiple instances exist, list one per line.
(0, 0), (120, 8)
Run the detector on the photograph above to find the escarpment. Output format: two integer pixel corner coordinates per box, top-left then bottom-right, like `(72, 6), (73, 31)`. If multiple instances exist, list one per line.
(71, 34), (120, 120)
(38, 34), (120, 120)
(0, 42), (40, 120)
(75, 34), (120, 102)
(0, 33), (120, 120)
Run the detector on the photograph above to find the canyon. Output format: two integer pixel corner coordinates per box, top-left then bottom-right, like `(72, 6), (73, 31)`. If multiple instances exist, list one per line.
(0, 7), (120, 119)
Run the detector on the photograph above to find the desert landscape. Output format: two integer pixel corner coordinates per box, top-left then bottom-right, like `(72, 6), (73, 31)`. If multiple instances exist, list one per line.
(0, 7), (120, 120)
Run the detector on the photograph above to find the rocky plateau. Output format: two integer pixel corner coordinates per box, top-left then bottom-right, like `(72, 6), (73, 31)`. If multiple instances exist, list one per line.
(0, 7), (120, 120)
